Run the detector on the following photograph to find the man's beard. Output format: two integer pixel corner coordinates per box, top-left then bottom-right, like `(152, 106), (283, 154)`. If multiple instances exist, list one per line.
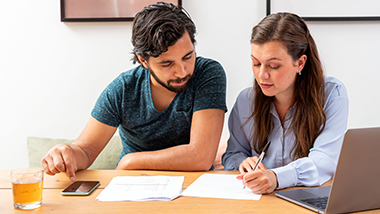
(147, 66), (194, 93)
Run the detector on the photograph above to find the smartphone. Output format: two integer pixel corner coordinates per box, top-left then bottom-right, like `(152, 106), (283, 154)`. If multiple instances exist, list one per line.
(61, 181), (100, 196)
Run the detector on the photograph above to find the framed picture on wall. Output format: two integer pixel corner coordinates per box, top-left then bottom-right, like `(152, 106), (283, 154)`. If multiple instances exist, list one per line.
(267, 0), (380, 21)
(61, 0), (182, 22)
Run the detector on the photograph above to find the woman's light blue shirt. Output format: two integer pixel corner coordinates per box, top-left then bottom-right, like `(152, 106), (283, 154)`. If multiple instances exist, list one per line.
(222, 76), (349, 189)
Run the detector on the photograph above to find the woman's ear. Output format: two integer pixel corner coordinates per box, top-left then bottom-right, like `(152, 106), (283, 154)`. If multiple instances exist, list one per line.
(298, 54), (307, 71)
(136, 55), (149, 69)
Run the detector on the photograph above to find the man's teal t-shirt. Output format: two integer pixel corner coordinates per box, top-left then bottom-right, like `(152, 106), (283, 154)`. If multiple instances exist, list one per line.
(91, 56), (227, 162)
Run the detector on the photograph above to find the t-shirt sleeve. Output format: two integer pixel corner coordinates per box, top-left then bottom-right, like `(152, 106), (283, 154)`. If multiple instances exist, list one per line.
(91, 77), (123, 127)
(193, 58), (227, 112)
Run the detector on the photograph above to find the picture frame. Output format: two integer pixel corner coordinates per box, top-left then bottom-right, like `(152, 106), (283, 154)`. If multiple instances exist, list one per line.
(266, 0), (380, 21)
(61, 0), (182, 22)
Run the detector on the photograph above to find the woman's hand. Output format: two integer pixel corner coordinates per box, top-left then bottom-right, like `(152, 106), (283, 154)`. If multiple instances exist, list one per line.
(237, 157), (278, 194)
(239, 156), (268, 174)
(236, 169), (278, 194)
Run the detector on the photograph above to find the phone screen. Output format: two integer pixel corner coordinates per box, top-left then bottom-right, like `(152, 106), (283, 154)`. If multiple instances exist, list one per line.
(61, 181), (100, 196)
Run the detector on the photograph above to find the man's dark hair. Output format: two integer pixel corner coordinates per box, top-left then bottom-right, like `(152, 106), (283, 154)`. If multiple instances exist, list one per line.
(131, 2), (196, 65)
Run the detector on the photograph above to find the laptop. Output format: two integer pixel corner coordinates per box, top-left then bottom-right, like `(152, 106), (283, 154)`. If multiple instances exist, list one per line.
(275, 127), (380, 214)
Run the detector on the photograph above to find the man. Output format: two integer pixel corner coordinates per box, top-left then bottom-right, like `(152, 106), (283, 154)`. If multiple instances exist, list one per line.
(41, 2), (227, 182)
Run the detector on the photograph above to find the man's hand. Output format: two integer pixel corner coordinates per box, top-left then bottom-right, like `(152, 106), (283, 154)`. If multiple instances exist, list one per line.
(40, 117), (117, 180)
(41, 144), (78, 182)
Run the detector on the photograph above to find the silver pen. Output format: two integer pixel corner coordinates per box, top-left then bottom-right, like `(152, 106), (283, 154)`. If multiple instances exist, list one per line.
(251, 141), (271, 172)
(243, 141), (271, 189)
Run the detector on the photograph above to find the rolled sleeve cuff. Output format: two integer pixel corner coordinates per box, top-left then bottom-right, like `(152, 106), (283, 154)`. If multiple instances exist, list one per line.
(272, 164), (298, 189)
(223, 153), (247, 170)
(234, 156), (246, 170)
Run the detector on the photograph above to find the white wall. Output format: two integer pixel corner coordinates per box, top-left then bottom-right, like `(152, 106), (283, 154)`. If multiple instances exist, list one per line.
(1, 0), (380, 169)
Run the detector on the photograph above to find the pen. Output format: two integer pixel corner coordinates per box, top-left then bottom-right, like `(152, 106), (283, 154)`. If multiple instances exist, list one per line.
(243, 141), (271, 189)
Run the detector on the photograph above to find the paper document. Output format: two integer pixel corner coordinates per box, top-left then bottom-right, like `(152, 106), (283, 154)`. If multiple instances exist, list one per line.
(96, 176), (184, 201)
(182, 174), (261, 200)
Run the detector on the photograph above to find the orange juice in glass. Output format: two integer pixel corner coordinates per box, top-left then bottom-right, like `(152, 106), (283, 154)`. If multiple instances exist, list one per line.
(10, 168), (43, 210)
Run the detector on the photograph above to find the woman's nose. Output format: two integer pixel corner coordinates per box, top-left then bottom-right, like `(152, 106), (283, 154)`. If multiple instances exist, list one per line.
(258, 66), (269, 80)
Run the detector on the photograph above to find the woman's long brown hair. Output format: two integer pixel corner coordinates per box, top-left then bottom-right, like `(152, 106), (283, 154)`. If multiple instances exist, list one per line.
(247, 12), (326, 159)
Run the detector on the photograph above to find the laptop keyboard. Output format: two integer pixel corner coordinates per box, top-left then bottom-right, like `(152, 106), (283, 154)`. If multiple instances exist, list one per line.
(300, 196), (328, 210)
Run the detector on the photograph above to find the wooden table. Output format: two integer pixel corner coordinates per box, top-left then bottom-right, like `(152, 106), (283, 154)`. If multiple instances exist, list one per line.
(0, 169), (378, 213)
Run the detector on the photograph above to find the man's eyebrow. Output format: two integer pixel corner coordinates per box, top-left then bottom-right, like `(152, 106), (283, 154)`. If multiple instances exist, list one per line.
(157, 60), (173, 64)
(157, 50), (194, 64)
(183, 50), (194, 58)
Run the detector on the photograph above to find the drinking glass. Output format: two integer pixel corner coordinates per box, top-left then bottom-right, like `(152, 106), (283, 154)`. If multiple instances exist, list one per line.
(10, 168), (44, 210)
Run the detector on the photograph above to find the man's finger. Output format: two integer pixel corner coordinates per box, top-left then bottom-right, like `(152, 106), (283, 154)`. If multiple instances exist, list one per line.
(61, 154), (76, 182)
(66, 167), (76, 182)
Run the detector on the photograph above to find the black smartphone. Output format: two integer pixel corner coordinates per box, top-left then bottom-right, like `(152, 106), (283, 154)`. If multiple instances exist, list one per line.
(61, 181), (100, 196)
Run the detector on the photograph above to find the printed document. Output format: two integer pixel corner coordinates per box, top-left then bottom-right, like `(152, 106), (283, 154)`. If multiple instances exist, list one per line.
(96, 176), (184, 201)
(182, 174), (261, 200)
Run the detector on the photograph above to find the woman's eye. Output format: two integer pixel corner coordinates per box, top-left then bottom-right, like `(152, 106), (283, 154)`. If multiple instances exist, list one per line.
(253, 63), (261, 67)
(269, 65), (279, 69)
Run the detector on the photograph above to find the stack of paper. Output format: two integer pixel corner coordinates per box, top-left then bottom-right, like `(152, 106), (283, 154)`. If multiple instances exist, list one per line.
(182, 174), (261, 200)
(96, 176), (184, 201)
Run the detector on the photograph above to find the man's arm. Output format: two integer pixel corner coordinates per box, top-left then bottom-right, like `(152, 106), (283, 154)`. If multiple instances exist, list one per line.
(41, 117), (117, 181)
(116, 108), (225, 171)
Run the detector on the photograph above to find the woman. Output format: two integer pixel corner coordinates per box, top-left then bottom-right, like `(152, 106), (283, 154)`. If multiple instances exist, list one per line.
(222, 12), (349, 194)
